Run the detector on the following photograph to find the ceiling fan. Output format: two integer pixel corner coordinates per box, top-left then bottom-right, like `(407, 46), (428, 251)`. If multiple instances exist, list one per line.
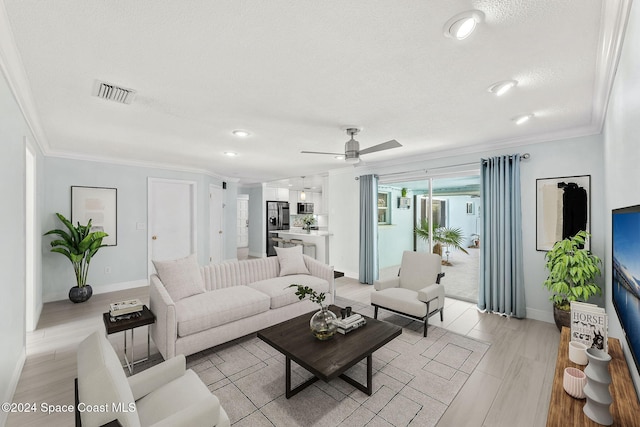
(301, 128), (402, 164)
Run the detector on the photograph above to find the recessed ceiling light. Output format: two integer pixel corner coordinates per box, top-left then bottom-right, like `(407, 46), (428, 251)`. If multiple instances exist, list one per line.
(224, 151), (238, 157)
(232, 129), (250, 137)
(488, 80), (518, 96)
(513, 114), (534, 125)
(444, 10), (485, 40)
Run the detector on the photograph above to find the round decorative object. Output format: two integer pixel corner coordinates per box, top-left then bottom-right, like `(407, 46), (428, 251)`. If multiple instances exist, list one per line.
(563, 367), (587, 399)
(69, 285), (93, 303)
(568, 341), (589, 365)
(309, 306), (337, 340)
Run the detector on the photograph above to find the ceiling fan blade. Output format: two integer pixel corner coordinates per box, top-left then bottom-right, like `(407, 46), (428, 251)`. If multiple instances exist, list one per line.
(300, 150), (344, 155)
(359, 139), (402, 155)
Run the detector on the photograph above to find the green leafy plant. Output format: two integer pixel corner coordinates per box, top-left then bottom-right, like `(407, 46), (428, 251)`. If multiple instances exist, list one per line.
(401, 188), (408, 198)
(543, 230), (602, 311)
(302, 214), (315, 230)
(415, 219), (469, 256)
(44, 213), (108, 287)
(288, 284), (326, 308)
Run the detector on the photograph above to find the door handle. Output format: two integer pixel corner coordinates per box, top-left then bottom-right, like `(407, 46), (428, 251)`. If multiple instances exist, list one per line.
(152, 235), (157, 240)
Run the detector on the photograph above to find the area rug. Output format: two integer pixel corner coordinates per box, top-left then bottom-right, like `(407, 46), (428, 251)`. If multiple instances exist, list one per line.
(144, 297), (490, 427)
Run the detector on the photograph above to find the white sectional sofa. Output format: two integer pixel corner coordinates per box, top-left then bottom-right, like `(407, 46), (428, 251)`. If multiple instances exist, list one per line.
(150, 248), (334, 360)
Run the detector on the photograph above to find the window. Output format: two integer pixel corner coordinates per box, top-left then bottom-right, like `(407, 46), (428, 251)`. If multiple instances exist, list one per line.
(378, 192), (390, 224)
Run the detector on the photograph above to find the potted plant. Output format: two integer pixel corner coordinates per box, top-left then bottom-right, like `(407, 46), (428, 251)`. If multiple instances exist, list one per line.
(288, 284), (337, 340)
(44, 213), (108, 303)
(401, 188), (408, 198)
(543, 230), (602, 331)
(415, 219), (469, 263)
(302, 214), (315, 232)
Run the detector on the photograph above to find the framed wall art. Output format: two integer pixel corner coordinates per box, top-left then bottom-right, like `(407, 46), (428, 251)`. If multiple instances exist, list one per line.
(71, 186), (117, 246)
(536, 175), (590, 251)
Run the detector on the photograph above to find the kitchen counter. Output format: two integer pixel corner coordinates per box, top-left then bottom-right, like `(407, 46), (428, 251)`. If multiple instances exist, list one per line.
(276, 230), (332, 264)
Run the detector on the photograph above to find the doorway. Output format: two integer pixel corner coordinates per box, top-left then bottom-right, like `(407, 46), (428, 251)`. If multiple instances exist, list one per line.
(147, 178), (197, 276)
(25, 143), (37, 331)
(378, 174), (481, 303)
(237, 195), (249, 260)
(209, 184), (224, 264)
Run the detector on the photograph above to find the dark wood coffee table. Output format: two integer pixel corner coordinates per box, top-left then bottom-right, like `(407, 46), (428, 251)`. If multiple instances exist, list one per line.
(257, 305), (402, 398)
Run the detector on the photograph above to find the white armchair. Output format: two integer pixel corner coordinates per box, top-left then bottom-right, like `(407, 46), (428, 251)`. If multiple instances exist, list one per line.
(371, 251), (445, 337)
(76, 331), (230, 427)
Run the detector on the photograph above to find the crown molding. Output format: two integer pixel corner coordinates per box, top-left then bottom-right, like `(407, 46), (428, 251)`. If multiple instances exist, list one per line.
(0, 1), (50, 154)
(591, 0), (633, 131)
(45, 149), (229, 182)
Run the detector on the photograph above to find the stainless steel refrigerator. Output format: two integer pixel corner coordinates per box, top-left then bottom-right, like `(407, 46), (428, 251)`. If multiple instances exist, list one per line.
(266, 201), (290, 256)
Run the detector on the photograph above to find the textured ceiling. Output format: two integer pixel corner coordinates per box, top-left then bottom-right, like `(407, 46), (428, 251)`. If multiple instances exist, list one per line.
(2, 0), (628, 185)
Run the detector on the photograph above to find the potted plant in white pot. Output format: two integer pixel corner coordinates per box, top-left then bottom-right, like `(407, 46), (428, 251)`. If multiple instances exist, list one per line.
(44, 213), (108, 303)
(543, 230), (602, 331)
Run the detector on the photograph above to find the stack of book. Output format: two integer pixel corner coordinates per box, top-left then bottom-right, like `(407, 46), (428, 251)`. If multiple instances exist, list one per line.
(570, 301), (608, 352)
(334, 313), (367, 335)
(109, 299), (144, 321)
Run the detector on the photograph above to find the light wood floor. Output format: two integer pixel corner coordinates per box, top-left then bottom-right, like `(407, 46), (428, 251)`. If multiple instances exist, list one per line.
(7, 280), (559, 427)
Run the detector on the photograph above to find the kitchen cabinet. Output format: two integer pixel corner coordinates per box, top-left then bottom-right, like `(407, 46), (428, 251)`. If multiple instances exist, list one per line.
(312, 192), (322, 214)
(265, 187), (289, 201)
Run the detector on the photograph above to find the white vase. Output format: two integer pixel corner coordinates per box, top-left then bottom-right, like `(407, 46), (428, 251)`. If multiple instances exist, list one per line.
(583, 348), (613, 426)
(568, 341), (588, 365)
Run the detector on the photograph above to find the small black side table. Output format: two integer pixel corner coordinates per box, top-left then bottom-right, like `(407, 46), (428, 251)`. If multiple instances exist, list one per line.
(102, 305), (155, 374)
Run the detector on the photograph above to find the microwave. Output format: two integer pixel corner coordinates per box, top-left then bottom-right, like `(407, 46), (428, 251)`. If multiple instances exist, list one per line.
(297, 202), (314, 214)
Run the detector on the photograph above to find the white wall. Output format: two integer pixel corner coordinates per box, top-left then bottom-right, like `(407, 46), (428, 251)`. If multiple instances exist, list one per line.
(42, 157), (235, 302)
(0, 69), (40, 424)
(603, 0), (640, 392)
(328, 134), (605, 323)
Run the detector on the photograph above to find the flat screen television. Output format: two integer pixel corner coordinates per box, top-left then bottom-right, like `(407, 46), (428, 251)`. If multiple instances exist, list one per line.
(612, 204), (640, 376)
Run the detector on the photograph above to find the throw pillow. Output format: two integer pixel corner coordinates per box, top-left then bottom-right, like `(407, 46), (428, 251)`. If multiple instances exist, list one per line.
(275, 245), (310, 276)
(152, 253), (205, 301)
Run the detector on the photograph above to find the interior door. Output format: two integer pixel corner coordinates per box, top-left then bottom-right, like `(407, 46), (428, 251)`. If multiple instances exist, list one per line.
(237, 196), (249, 248)
(148, 178), (196, 275)
(209, 184), (223, 264)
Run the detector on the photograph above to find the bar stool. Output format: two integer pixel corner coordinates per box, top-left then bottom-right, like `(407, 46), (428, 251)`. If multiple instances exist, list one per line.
(272, 237), (289, 247)
(290, 239), (316, 259)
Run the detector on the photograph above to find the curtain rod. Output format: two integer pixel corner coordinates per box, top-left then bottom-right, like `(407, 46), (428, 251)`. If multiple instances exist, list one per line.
(354, 153), (530, 180)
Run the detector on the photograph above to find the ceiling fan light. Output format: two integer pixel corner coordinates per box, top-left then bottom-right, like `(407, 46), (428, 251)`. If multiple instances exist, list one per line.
(344, 156), (359, 164)
(444, 10), (485, 40)
(488, 80), (518, 96)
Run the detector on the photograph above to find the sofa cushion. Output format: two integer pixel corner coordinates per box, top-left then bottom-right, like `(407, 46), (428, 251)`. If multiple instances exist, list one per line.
(275, 245), (310, 276)
(371, 287), (428, 318)
(175, 286), (270, 337)
(153, 254), (205, 302)
(248, 275), (330, 309)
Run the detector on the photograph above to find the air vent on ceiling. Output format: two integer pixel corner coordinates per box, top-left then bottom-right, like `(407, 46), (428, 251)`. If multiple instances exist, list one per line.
(93, 80), (136, 104)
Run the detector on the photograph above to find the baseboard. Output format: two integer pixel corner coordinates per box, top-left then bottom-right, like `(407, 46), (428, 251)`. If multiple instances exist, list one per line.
(248, 251), (265, 258)
(0, 348), (26, 426)
(527, 306), (554, 323)
(44, 279), (148, 303)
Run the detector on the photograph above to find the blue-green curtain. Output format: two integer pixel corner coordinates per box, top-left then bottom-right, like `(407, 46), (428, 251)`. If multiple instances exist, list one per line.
(359, 174), (379, 284)
(478, 155), (525, 317)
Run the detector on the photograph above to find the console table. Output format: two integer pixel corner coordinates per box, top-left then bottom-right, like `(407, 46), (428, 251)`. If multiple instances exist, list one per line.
(547, 327), (639, 426)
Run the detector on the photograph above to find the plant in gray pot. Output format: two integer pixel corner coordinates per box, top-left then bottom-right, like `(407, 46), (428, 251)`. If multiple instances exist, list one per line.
(44, 213), (108, 303)
(543, 230), (602, 331)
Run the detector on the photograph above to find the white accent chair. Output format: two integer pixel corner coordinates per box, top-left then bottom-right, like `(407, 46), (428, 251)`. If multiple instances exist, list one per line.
(76, 331), (230, 427)
(371, 251), (445, 337)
